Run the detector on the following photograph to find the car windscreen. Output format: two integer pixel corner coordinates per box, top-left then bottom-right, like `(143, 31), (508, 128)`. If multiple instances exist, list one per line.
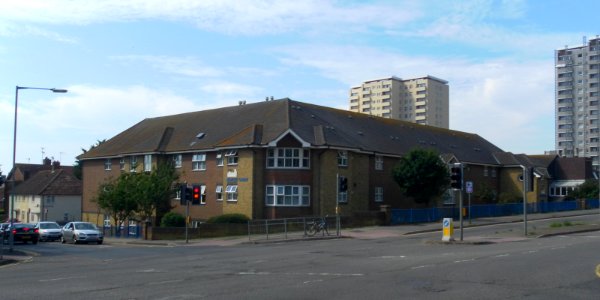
(40, 223), (61, 229)
(74, 223), (97, 230)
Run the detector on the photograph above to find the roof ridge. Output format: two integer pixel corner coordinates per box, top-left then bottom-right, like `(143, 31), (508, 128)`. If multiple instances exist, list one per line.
(38, 169), (63, 194)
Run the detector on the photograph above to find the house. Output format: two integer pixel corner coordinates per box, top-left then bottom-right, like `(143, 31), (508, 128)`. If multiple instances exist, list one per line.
(77, 98), (547, 224)
(546, 156), (595, 200)
(12, 168), (82, 223)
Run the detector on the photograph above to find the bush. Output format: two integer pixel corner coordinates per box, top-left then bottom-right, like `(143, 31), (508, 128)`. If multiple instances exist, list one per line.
(206, 213), (249, 224)
(160, 212), (185, 227)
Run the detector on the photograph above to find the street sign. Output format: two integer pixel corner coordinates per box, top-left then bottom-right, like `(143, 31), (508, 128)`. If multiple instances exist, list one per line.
(442, 218), (454, 242)
(466, 181), (473, 194)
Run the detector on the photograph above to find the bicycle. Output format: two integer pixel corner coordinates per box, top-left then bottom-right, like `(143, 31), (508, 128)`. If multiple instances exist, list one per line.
(306, 216), (329, 236)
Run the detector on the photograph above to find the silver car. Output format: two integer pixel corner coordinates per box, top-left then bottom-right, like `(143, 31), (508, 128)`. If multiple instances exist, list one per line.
(61, 222), (104, 244)
(35, 221), (62, 242)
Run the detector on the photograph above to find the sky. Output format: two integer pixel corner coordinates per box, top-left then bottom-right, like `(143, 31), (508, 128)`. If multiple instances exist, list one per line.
(0, 0), (599, 173)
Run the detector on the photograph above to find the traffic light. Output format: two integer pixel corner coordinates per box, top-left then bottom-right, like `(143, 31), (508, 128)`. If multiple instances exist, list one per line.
(179, 185), (187, 205)
(192, 185), (201, 205)
(450, 165), (462, 190)
(338, 176), (348, 192)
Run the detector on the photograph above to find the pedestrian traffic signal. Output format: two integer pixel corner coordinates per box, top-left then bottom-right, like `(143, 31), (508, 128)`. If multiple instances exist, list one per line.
(192, 185), (201, 205)
(179, 184), (189, 205)
(450, 165), (462, 190)
(338, 176), (348, 192)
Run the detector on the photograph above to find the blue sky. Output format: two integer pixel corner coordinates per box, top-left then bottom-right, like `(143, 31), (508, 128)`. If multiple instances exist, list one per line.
(0, 0), (599, 172)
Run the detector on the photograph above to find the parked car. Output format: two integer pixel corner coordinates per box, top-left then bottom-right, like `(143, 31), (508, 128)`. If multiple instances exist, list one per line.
(0, 223), (9, 241)
(3, 223), (39, 244)
(35, 221), (63, 242)
(61, 222), (103, 244)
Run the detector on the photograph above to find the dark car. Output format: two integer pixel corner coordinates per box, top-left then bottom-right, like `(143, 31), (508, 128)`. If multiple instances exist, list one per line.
(0, 223), (9, 241)
(3, 223), (39, 244)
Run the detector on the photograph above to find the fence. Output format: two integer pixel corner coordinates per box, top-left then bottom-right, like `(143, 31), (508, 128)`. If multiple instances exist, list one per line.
(103, 224), (142, 238)
(391, 199), (600, 225)
(247, 216), (340, 242)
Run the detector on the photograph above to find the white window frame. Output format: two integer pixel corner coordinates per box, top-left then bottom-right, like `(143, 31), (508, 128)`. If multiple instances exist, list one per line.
(144, 154), (152, 172)
(172, 154), (182, 168)
(226, 185), (238, 201)
(119, 158), (125, 170)
(337, 191), (348, 203)
(375, 156), (383, 170)
(265, 185), (310, 207)
(192, 153), (206, 171)
(216, 152), (224, 166)
(216, 185), (223, 201)
(374, 187), (383, 202)
(200, 185), (207, 204)
(104, 158), (111, 171)
(266, 148), (310, 169)
(225, 150), (238, 165)
(337, 151), (348, 167)
(130, 156), (137, 173)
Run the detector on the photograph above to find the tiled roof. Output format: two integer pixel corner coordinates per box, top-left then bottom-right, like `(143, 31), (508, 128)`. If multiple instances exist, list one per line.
(79, 98), (504, 165)
(13, 169), (81, 196)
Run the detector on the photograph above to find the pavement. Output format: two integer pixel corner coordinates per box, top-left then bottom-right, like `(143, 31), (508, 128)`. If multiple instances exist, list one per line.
(2, 209), (599, 266)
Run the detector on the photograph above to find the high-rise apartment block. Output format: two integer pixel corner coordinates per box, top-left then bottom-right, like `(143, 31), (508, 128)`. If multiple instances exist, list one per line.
(555, 36), (600, 168)
(349, 76), (449, 128)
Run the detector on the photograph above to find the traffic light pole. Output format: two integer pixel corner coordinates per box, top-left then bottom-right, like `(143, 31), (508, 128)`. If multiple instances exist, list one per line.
(185, 199), (189, 244)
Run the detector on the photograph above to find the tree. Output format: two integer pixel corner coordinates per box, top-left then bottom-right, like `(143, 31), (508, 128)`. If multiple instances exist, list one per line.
(567, 179), (599, 200)
(392, 148), (450, 205)
(95, 173), (139, 234)
(136, 162), (179, 225)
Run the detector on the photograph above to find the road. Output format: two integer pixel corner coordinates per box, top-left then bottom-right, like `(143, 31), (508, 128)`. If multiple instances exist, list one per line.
(1, 215), (599, 299)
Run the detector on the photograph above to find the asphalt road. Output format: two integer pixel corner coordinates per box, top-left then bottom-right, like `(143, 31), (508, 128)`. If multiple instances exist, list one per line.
(1, 216), (599, 300)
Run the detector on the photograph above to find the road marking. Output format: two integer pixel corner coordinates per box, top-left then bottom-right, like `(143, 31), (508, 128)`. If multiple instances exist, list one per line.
(454, 259), (475, 263)
(238, 271), (363, 277)
(523, 250), (538, 254)
(494, 254), (510, 258)
(411, 265), (432, 270)
(39, 276), (87, 282)
(148, 279), (184, 285)
(376, 255), (406, 259)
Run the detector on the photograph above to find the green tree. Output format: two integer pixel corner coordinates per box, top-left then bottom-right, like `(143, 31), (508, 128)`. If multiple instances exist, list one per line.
(392, 148), (450, 205)
(95, 173), (139, 234)
(568, 179), (599, 199)
(473, 183), (497, 203)
(136, 162), (179, 225)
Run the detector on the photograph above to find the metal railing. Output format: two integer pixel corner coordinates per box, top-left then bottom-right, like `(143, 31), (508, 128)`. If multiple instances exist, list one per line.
(247, 216), (340, 242)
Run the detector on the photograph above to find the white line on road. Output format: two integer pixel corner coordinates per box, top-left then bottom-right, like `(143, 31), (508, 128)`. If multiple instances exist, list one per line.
(494, 254), (510, 258)
(39, 276), (87, 282)
(454, 259), (475, 263)
(411, 265), (433, 270)
(147, 279), (185, 285)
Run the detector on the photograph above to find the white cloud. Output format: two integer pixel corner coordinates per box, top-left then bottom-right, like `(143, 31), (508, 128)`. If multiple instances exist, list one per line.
(111, 55), (224, 77)
(0, 0), (420, 35)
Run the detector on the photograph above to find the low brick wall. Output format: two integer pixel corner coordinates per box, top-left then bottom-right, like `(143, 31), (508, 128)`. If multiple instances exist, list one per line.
(148, 223), (248, 240)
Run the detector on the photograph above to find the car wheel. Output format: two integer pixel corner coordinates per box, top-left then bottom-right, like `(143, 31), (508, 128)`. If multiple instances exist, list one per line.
(61, 236), (66, 243)
(32, 239), (38, 245)
(97, 240), (103, 245)
(73, 235), (78, 244)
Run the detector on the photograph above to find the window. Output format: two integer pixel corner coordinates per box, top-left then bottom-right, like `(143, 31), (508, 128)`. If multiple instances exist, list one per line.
(266, 148), (310, 168)
(337, 151), (348, 167)
(120, 158), (125, 170)
(226, 185), (238, 201)
(265, 185), (310, 207)
(375, 156), (383, 170)
(216, 152), (224, 166)
(491, 168), (497, 178)
(200, 185), (207, 204)
(216, 185), (223, 201)
(172, 154), (182, 168)
(144, 154), (152, 172)
(225, 150), (238, 165)
(104, 159), (111, 170)
(130, 156), (137, 172)
(374, 187), (383, 202)
(337, 190), (348, 203)
(484, 166), (489, 177)
(192, 153), (206, 171)
(175, 188), (181, 200)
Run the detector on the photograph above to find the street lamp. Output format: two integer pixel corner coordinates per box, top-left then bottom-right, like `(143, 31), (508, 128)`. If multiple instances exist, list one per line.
(8, 86), (68, 252)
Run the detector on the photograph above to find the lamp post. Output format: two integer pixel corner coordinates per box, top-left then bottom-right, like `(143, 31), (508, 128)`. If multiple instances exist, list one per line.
(8, 86), (67, 252)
